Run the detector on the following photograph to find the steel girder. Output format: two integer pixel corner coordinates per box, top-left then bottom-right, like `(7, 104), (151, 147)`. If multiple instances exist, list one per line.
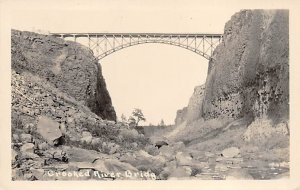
(51, 33), (223, 60)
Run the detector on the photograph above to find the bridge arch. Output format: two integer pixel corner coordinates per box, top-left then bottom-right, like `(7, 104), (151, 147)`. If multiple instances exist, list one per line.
(51, 33), (223, 61)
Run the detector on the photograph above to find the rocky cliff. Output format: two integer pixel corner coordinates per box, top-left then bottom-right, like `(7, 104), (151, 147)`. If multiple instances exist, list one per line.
(175, 85), (205, 125)
(11, 30), (116, 121)
(176, 10), (289, 126)
(11, 30), (152, 180)
(203, 10), (289, 123)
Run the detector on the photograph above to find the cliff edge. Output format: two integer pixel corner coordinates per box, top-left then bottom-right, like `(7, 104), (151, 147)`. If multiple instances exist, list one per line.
(11, 30), (116, 121)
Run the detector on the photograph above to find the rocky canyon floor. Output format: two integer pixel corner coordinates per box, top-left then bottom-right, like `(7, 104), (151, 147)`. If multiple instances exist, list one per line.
(11, 67), (289, 180)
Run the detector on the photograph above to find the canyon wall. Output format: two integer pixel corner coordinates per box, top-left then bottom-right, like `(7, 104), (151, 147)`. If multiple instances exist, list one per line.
(176, 10), (289, 125)
(175, 85), (205, 125)
(11, 30), (116, 121)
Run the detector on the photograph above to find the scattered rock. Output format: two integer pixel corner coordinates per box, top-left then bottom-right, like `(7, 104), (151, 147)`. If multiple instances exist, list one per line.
(131, 142), (138, 149)
(91, 137), (101, 146)
(119, 128), (140, 140)
(23, 123), (35, 134)
(172, 141), (185, 150)
(144, 145), (159, 156)
(205, 152), (215, 158)
(12, 149), (18, 162)
(226, 169), (253, 179)
(176, 152), (193, 166)
(66, 117), (75, 124)
(59, 123), (67, 135)
(215, 163), (229, 172)
(221, 147), (241, 158)
(120, 150), (165, 174)
(105, 142), (120, 155)
(30, 168), (45, 180)
(12, 168), (23, 180)
(105, 120), (116, 126)
(20, 133), (33, 143)
(159, 160), (177, 179)
(159, 145), (175, 161)
(37, 142), (49, 151)
(169, 166), (192, 178)
(155, 140), (169, 149)
(20, 143), (35, 153)
(80, 131), (93, 144)
(20, 152), (40, 159)
(63, 146), (109, 162)
(45, 148), (68, 162)
(12, 134), (19, 142)
(23, 173), (34, 180)
(91, 158), (138, 178)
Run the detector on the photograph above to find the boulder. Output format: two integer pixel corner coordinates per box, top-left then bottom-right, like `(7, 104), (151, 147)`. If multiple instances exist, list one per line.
(105, 120), (116, 126)
(30, 168), (45, 180)
(91, 158), (138, 179)
(168, 166), (192, 178)
(12, 134), (19, 142)
(20, 143), (35, 153)
(20, 152), (40, 159)
(176, 152), (193, 166)
(155, 140), (169, 149)
(215, 163), (229, 172)
(144, 145), (159, 156)
(20, 133), (33, 143)
(37, 142), (49, 150)
(23, 123), (35, 134)
(63, 146), (109, 162)
(159, 145), (175, 161)
(119, 128), (139, 140)
(131, 142), (138, 149)
(68, 161), (94, 170)
(205, 152), (215, 158)
(80, 131), (93, 144)
(37, 116), (63, 146)
(221, 147), (241, 158)
(59, 123), (67, 135)
(91, 138), (101, 146)
(12, 168), (23, 180)
(158, 160), (177, 179)
(226, 169), (253, 179)
(172, 141), (185, 151)
(107, 143), (120, 155)
(66, 117), (75, 124)
(120, 150), (165, 174)
(12, 149), (18, 162)
(23, 173), (34, 180)
(103, 159), (138, 173)
(45, 148), (68, 162)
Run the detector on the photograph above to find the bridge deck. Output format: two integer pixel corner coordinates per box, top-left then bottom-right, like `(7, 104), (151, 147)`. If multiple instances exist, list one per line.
(50, 33), (223, 38)
(50, 32), (223, 60)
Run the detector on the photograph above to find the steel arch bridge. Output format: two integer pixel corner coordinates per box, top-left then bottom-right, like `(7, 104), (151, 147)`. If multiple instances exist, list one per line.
(51, 33), (223, 60)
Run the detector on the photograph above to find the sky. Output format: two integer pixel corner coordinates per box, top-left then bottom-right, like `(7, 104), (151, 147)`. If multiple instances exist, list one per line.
(9, 0), (240, 125)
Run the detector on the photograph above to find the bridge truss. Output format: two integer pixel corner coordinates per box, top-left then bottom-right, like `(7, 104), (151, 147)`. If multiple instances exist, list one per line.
(51, 33), (223, 60)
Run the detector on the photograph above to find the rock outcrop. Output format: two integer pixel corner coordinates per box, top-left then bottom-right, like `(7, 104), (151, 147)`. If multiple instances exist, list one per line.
(11, 30), (151, 181)
(176, 10), (289, 126)
(202, 10), (289, 123)
(11, 30), (116, 121)
(175, 85), (205, 125)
